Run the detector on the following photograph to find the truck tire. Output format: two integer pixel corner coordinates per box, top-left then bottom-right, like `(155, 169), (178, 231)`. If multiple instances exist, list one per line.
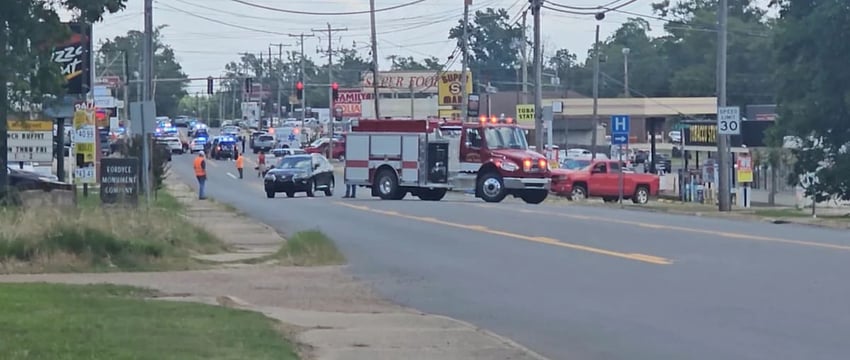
(477, 172), (507, 203)
(417, 188), (447, 201)
(520, 190), (548, 204)
(570, 184), (587, 201)
(374, 169), (400, 200)
(632, 185), (650, 204)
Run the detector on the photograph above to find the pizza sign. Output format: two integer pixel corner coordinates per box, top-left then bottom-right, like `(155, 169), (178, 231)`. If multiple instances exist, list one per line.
(53, 23), (92, 95)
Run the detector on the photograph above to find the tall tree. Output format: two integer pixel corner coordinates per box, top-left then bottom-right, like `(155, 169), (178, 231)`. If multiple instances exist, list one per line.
(386, 55), (443, 71)
(449, 8), (524, 88)
(0, 0), (126, 196)
(772, 0), (850, 203)
(97, 27), (188, 117)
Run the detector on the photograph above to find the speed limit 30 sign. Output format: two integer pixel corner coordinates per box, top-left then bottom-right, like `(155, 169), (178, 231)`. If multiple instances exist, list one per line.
(717, 106), (741, 135)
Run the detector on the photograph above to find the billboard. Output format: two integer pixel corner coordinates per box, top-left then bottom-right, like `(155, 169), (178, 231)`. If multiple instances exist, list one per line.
(361, 71), (440, 93)
(335, 89), (372, 118)
(437, 71), (473, 107)
(6, 120), (54, 162)
(53, 22), (92, 95)
(72, 108), (97, 184)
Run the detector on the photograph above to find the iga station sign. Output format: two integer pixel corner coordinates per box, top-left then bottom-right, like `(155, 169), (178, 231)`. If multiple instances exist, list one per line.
(6, 119), (54, 162)
(361, 71), (439, 93)
(335, 89), (373, 118)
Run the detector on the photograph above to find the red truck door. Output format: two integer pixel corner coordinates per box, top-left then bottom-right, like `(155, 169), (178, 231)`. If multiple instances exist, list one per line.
(590, 162), (618, 196)
(460, 126), (485, 163)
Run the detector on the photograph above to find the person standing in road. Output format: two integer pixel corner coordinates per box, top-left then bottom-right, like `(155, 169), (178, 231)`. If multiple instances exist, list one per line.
(344, 160), (356, 198)
(193, 152), (207, 200)
(235, 153), (244, 179)
(257, 151), (266, 177)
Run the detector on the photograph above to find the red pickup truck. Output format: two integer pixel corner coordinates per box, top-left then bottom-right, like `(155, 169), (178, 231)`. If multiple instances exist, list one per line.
(551, 159), (659, 204)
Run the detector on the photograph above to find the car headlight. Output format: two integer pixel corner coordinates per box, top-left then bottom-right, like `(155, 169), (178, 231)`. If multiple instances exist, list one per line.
(499, 160), (519, 172)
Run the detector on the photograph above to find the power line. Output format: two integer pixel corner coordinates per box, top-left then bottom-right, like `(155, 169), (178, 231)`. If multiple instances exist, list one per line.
(155, 2), (289, 36)
(542, 0), (639, 15)
(230, 0), (428, 16)
(547, 0), (630, 11)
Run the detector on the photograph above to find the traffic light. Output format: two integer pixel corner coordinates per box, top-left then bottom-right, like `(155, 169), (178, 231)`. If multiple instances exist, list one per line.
(206, 76), (213, 95)
(245, 77), (253, 93)
(331, 82), (339, 101)
(296, 81), (304, 100)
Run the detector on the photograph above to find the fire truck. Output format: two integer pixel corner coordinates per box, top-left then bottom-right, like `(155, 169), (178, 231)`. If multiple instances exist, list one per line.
(344, 117), (551, 204)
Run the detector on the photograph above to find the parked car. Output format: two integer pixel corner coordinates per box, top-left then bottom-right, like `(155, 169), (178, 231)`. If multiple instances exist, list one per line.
(210, 136), (237, 160)
(156, 136), (184, 154)
(304, 136), (345, 160)
(551, 159), (659, 204)
(7, 166), (70, 192)
(263, 153), (335, 198)
(252, 134), (275, 153)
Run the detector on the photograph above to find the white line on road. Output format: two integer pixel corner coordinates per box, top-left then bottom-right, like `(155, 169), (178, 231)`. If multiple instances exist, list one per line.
(227, 172), (237, 179)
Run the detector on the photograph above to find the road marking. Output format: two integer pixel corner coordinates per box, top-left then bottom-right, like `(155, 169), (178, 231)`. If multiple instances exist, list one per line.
(227, 172), (237, 179)
(476, 204), (850, 252)
(334, 202), (672, 265)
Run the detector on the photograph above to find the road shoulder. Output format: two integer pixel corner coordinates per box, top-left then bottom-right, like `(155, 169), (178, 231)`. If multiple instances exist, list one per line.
(0, 172), (549, 360)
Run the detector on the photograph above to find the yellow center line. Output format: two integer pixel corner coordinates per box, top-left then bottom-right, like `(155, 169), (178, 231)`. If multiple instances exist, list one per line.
(334, 201), (672, 265)
(474, 204), (850, 252)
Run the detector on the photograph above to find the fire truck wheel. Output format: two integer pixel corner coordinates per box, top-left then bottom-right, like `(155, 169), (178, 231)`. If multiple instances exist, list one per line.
(417, 188), (447, 201)
(520, 190), (548, 204)
(375, 169), (400, 200)
(477, 172), (507, 203)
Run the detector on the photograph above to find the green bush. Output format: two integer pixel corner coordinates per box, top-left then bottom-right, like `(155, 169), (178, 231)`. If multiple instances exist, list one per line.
(119, 135), (171, 191)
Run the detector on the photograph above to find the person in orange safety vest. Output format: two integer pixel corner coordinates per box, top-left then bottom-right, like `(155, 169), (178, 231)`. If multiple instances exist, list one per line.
(193, 152), (207, 199)
(235, 153), (244, 179)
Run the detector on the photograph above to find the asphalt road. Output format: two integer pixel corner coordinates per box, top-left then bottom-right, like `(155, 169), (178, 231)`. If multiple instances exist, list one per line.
(171, 149), (850, 360)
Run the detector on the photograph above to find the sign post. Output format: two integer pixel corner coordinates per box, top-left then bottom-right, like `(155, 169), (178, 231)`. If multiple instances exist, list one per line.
(611, 115), (631, 206)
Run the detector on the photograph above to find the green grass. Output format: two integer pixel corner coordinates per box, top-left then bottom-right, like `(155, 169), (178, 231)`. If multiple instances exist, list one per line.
(0, 189), (225, 273)
(0, 283), (298, 360)
(271, 230), (345, 266)
(754, 208), (850, 220)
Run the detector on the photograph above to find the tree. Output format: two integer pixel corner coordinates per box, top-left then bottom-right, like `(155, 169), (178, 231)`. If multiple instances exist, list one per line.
(387, 55), (443, 71)
(449, 8), (524, 89)
(97, 27), (188, 117)
(651, 0), (775, 105)
(771, 0), (850, 205)
(0, 0), (126, 195)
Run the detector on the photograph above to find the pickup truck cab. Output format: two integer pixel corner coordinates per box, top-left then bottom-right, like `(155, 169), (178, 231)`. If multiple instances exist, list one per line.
(553, 159), (659, 204)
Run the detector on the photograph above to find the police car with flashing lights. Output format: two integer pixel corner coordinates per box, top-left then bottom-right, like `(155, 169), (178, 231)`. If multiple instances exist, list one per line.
(210, 135), (238, 160)
(190, 137), (208, 153)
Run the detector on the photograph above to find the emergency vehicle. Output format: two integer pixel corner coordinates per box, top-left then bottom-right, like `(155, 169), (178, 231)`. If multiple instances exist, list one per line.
(344, 117), (551, 204)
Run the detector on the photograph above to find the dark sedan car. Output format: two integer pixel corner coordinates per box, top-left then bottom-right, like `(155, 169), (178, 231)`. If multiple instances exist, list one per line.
(263, 154), (334, 198)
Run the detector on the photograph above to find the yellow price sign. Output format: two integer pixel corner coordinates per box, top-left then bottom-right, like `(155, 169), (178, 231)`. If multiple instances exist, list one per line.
(75, 143), (95, 162)
(516, 104), (535, 124)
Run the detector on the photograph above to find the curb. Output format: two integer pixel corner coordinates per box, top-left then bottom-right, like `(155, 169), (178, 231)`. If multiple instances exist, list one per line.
(424, 313), (552, 360)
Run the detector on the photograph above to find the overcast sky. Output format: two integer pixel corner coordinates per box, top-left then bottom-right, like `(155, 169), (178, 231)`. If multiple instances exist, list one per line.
(67, 0), (773, 92)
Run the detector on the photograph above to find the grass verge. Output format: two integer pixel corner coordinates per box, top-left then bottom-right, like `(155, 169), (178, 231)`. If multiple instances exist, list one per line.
(269, 230), (345, 266)
(0, 190), (225, 273)
(0, 283), (298, 360)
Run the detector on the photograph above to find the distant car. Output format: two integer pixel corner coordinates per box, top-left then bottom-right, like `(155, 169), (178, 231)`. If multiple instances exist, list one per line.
(190, 138), (207, 153)
(221, 125), (240, 137)
(252, 134), (275, 153)
(174, 115), (190, 127)
(263, 153), (335, 198)
(210, 136), (237, 160)
(560, 158), (592, 170)
(156, 136), (184, 154)
(668, 130), (682, 143)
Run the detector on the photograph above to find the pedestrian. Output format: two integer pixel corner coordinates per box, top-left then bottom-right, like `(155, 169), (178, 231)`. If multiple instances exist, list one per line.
(236, 153), (244, 179)
(233, 148), (239, 162)
(344, 182), (356, 198)
(193, 152), (207, 200)
(241, 136), (246, 153)
(257, 151), (266, 177)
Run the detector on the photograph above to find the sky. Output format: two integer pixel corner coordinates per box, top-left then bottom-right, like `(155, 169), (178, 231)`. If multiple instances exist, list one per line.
(66, 0), (774, 93)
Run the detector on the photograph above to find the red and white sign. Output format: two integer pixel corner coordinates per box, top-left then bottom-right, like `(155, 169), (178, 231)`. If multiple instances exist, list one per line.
(96, 76), (122, 89)
(336, 89), (373, 117)
(361, 71), (440, 93)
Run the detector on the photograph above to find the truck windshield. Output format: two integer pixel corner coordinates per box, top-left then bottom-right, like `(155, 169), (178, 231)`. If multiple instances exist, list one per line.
(484, 126), (528, 150)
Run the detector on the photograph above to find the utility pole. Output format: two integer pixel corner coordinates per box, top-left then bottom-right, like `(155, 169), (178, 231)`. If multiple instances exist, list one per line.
(369, 0), (381, 119)
(531, 0), (544, 151)
(142, 0), (154, 204)
(717, 0), (731, 211)
(622, 47), (631, 97)
(521, 10), (528, 104)
(590, 25), (600, 160)
(460, 0), (470, 122)
(270, 43), (290, 119)
(289, 33), (315, 126)
(122, 51), (130, 122)
(313, 23), (348, 159)
(0, 24), (8, 195)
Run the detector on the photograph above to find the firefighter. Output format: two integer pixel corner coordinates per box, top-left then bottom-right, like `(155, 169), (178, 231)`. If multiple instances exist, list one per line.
(193, 152), (207, 200)
(235, 152), (244, 179)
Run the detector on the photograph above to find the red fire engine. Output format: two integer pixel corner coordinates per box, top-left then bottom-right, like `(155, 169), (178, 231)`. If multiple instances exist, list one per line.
(344, 117), (551, 204)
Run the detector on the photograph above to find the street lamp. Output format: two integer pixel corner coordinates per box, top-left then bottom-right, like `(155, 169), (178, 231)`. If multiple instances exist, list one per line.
(622, 47), (631, 97)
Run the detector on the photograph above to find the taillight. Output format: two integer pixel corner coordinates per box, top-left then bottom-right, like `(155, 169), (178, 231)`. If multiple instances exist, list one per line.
(523, 159), (532, 172)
